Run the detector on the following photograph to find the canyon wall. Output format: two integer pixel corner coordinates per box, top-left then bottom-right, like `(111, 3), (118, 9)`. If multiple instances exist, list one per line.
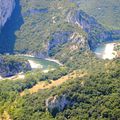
(0, 0), (15, 30)
(68, 10), (120, 49)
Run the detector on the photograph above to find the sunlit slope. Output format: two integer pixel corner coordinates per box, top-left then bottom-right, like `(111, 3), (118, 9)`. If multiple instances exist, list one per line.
(72, 0), (120, 30)
(15, 0), (83, 53)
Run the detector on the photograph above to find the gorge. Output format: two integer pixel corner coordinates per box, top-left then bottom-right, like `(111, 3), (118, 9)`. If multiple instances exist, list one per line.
(0, 0), (120, 78)
(0, 0), (23, 54)
(0, 0), (120, 119)
(0, 0), (120, 58)
(0, 0), (15, 30)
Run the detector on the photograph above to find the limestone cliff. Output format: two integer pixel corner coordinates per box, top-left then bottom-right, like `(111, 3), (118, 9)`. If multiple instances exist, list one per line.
(0, 0), (15, 30)
(46, 95), (70, 116)
(68, 10), (120, 49)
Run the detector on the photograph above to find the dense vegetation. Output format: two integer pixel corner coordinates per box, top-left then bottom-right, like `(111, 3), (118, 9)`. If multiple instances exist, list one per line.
(0, 55), (31, 77)
(0, 58), (120, 120)
(14, 0), (85, 54)
(0, 0), (120, 119)
(1, 0), (119, 54)
(72, 0), (120, 30)
(12, 0), (120, 55)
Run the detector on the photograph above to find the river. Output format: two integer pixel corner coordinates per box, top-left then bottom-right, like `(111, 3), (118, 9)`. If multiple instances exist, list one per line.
(17, 55), (61, 72)
(0, 55), (61, 80)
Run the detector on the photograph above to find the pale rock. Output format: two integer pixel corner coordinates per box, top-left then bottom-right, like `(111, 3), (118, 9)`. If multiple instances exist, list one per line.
(0, 0), (15, 30)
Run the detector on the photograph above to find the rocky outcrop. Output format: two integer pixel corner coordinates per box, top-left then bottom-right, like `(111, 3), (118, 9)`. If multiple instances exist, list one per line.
(68, 10), (120, 50)
(0, 56), (31, 77)
(48, 31), (86, 56)
(22, 30), (86, 58)
(46, 95), (70, 116)
(0, 0), (15, 30)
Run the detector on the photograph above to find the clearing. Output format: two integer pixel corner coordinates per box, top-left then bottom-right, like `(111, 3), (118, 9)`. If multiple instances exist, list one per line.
(20, 70), (87, 96)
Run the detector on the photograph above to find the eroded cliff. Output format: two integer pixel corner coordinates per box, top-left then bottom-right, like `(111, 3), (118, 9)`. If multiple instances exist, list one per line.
(0, 0), (15, 30)
(68, 10), (120, 49)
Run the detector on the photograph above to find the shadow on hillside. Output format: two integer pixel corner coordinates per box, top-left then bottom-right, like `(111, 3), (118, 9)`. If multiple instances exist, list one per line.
(0, 0), (24, 54)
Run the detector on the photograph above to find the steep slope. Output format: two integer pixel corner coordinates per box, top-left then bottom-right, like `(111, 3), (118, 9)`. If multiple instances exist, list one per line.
(13, 0), (86, 57)
(0, 1), (120, 119)
(71, 0), (120, 30)
(68, 10), (120, 49)
(0, 0), (120, 56)
(0, 0), (23, 53)
(0, 0), (15, 30)
(0, 56), (31, 77)
(0, 59), (119, 120)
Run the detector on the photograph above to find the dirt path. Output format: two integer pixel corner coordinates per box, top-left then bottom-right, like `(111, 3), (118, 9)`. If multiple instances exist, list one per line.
(20, 71), (86, 96)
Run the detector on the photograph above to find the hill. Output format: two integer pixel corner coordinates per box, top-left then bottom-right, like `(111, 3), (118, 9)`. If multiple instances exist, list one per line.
(0, 0), (120, 57)
(0, 59), (120, 119)
(0, 0), (120, 120)
(72, 0), (120, 30)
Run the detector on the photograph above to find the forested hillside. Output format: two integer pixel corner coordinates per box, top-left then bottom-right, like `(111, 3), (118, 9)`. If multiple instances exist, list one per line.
(1, 0), (120, 55)
(0, 0), (120, 120)
(14, 0), (86, 55)
(0, 59), (120, 120)
(71, 0), (120, 30)
(0, 55), (31, 77)
(14, 0), (120, 53)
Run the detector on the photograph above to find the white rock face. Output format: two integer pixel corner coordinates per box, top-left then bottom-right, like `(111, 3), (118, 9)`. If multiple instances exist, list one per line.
(0, 0), (15, 29)
(46, 95), (69, 115)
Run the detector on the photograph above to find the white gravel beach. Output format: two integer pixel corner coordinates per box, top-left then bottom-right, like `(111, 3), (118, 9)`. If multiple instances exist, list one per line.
(102, 43), (117, 59)
(28, 60), (43, 69)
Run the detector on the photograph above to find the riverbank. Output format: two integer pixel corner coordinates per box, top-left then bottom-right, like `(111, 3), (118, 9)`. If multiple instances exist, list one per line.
(28, 60), (43, 69)
(0, 72), (25, 81)
(45, 58), (63, 66)
(94, 42), (118, 60)
(103, 43), (117, 59)
(0, 54), (61, 81)
(0, 76), (3, 80)
(16, 54), (63, 66)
